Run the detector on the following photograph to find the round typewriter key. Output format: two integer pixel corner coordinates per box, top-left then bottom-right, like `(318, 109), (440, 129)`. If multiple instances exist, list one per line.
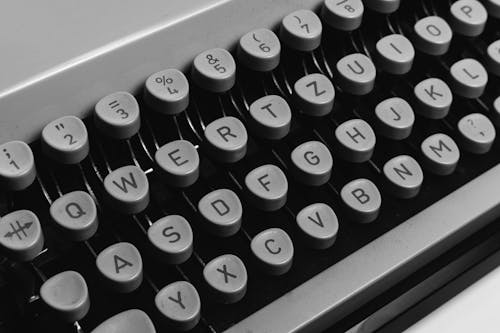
(375, 97), (414, 140)
(383, 155), (423, 199)
(280, 9), (322, 51)
(245, 164), (288, 211)
(192, 48), (236, 93)
(413, 16), (453, 56)
(376, 34), (415, 75)
(341, 178), (381, 223)
(336, 53), (376, 95)
(148, 215), (193, 264)
(104, 165), (149, 214)
(486, 40), (500, 76)
(198, 189), (242, 237)
(203, 254), (247, 303)
(322, 0), (364, 31)
(296, 203), (339, 249)
(42, 115), (89, 164)
(335, 119), (376, 163)
(155, 281), (201, 331)
(94, 91), (141, 139)
(0, 141), (36, 191)
(291, 141), (333, 186)
(144, 69), (189, 115)
(249, 95), (291, 140)
(155, 140), (199, 187)
(251, 228), (294, 275)
(294, 73), (335, 117)
(364, 0), (400, 13)
(238, 28), (281, 72)
(91, 309), (155, 333)
(414, 78), (453, 119)
(450, 0), (487, 37)
(421, 133), (460, 175)
(0, 209), (44, 261)
(204, 117), (247, 163)
(450, 58), (488, 98)
(458, 113), (496, 154)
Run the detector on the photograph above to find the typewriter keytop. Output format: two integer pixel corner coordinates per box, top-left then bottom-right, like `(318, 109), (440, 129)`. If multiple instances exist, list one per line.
(251, 228), (294, 275)
(322, 0), (364, 31)
(155, 140), (199, 187)
(203, 254), (247, 303)
(421, 133), (460, 175)
(238, 28), (281, 72)
(291, 141), (333, 186)
(364, 0), (400, 13)
(204, 116), (247, 163)
(245, 164), (288, 211)
(104, 165), (149, 214)
(198, 189), (242, 237)
(155, 281), (201, 331)
(376, 34), (415, 74)
(144, 69), (189, 115)
(383, 155), (423, 199)
(458, 113), (496, 154)
(294, 73), (335, 116)
(335, 119), (376, 163)
(192, 48), (236, 93)
(94, 91), (141, 139)
(40, 271), (90, 322)
(450, 0), (488, 37)
(0, 141), (36, 191)
(249, 95), (291, 140)
(148, 215), (193, 264)
(414, 16), (453, 56)
(0, 210), (44, 261)
(41, 115), (89, 164)
(296, 203), (339, 249)
(484, 0), (500, 18)
(487, 40), (500, 76)
(341, 178), (381, 223)
(96, 242), (143, 293)
(414, 78), (453, 119)
(91, 309), (156, 333)
(375, 97), (414, 140)
(50, 191), (98, 241)
(280, 9), (322, 51)
(336, 53), (376, 95)
(450, 58), (488, 98)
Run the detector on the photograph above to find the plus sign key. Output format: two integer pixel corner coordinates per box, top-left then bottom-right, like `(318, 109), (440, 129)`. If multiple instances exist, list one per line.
(203, 254), (247, 303)
(0, 210), (44, 261)
(0, 141), (36, 191)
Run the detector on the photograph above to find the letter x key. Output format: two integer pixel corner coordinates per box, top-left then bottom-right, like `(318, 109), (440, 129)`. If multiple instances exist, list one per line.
(217, 264), (237, 283)
(203, 254), (248, 303)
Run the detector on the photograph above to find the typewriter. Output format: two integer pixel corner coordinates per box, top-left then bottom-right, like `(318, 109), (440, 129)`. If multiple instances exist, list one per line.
(1, 0), (500, 332)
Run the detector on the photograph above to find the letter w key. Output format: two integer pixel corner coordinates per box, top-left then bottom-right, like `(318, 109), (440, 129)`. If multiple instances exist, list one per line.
(306, 80), (326, 97)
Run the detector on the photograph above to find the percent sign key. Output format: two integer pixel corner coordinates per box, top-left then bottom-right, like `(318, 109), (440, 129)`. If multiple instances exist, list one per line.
(144, 68), (190, 115)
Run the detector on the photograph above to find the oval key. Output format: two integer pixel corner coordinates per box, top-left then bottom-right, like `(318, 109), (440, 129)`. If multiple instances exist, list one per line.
(50, 191), (98, 241)
(450, 0), (488, 37)
(296, 203), (339, 249)
(238, 28), (281, 72)
(450, 58), (488, 98)
(291, 141), (333, 186)
(204, 116), (247, 163)
(322, 0), (364, 31)
(155, 281), (201, 331)
(155, 140), (199, 187)
(245, 164), (288, 211)
(144, 69), (189, 115)
(94, 91), (141, 139)
(484, 0), (500, 18)
(198, 189), (242, 237)
(413, 16), (453, 56)
(148, 215), (193, 264)
(414, 78), (453, 119)
(383, 155), (423, 199)
(104, 165), (149, 214)
(251, 228), (294, 275)
(192, 48), (236, 93)
(376, 34), (415, 75)
(0, 209), (44, 261)
(96, 242), (143, 293)
(336, 53), (376, 95)
(280, 9), (322, 51)
(458, 113), (496, 154)
(421, 133), (460, 175)
(0, 141), (36, 191)
(363, 0), (400, 13)
(335, 119), (376, 162)
(294, 73), (335, 117)
(487, 40), (500, 76)
(249, 95), (291, 140)
(375, 97), (415, 140)
(40, 271), (90, 322)
(341, 178), (381, 223)
(91, 309), (156, 333)
(42, 116), (89, 164)
(203, 254), (247, 303)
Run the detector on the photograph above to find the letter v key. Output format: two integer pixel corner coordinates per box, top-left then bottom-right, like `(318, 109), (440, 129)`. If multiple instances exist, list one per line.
(296, 203), (339, 249)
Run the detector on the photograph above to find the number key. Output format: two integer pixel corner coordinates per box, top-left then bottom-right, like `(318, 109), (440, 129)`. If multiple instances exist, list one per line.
(191, 48), (236, 93)
(322, 0), (364, 31)
(238, 28), (281, 72)
(0, 140), (36, 191)
(280, 9), (322, 51)
(144, 69), (189, 115)
(94, 91), (141, 139)
(42, 116), (89, 164)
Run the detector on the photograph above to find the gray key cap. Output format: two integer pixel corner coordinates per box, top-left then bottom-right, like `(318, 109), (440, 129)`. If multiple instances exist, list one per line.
(50, 191), (98, 241)
(249, 95), (291, 140)
(40, 271), (90, 322)
(204, 117), (247, 163)
(322, 0), (364, 31)
(335, 119), (376, 162)
(148, 215), (193, 264)
(341, 178), (381, 223)
(450, 0), (488, 37)
(155, 281), (201, 331)
(41, 115), (89, 164)
(458, 113), (496, 154)
(375, 97), (414, 140)
(493, 96), (500, 127)
(280, 9), (322, 51)
(294, 73), (335, 117)
(198, 189), (242, 237)
(363, 0), (400, 13)
(383, 155), (423, 199)
(296, 203), (339, 249)
(376, 34), (415, 75)
(104, 165), (149, 214)
(291, 141), (333, 186)
(94, 91), (141, 139)
(203, 254), (247, 303)
(0, 209), (44, 261)
(191, 48), (236, 93)
(96, 242), (143, 293)
(487, 40), (500, 76)
(414, 78), (453, 119)
(144, 69), (189, 115)
(251, 228), (294, 275)
(238, 28), (281, 72)
(421, 133), (460, 175)
(91, 309), (156, 333)
(245, 164), (288, 211)
(0, 141), (36, 191)
(414, 16), (453, 56)
(155, 140), (199, 187)
(336, 53), (376, 95)
(450, 58), (488, 98)
(484, 0), (500, 18)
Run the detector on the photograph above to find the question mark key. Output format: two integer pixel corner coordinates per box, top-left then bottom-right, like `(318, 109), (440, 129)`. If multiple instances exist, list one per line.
(458, 113), (496, 154)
